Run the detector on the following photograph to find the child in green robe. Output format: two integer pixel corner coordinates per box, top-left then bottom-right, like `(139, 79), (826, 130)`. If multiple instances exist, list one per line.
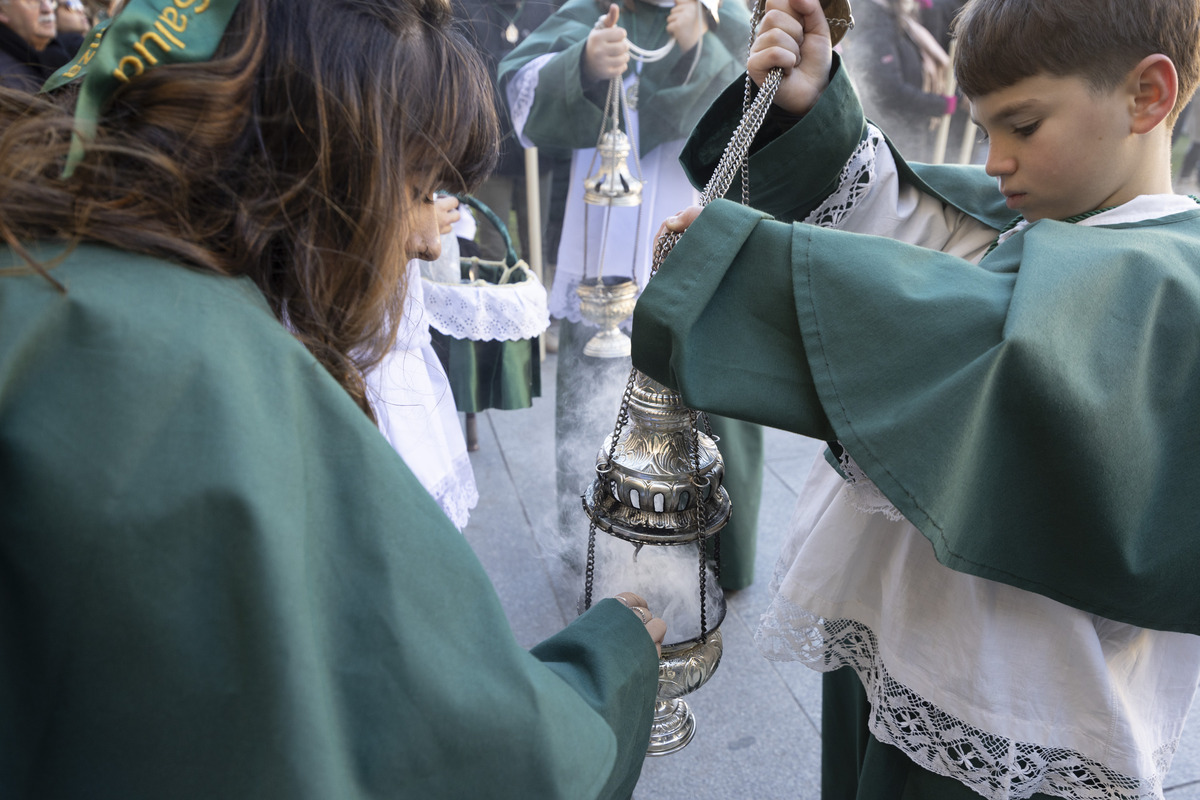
(631, 0), (1200, 796)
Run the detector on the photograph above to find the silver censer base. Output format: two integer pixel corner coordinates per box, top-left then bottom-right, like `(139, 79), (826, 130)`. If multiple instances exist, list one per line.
(576, 277), (638, 358)
(649, 628), (724, 756)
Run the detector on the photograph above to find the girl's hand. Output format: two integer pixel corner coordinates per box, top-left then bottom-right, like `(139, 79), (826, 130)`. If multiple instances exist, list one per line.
(748, 0), (833, 116)
(614, 592), (667, 657)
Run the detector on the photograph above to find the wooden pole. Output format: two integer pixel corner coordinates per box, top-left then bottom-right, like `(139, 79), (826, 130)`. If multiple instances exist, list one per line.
(930, 40), (958, 165)
(957, 114), (977, 165)
(524, 146), (546, 362)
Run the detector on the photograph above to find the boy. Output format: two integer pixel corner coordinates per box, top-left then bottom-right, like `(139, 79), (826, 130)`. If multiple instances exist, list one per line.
(631, 0), (1200, 796)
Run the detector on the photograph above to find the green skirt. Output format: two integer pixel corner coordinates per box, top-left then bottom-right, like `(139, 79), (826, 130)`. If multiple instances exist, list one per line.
(433, 331), (541, 414)
(705, 414), (763, 591)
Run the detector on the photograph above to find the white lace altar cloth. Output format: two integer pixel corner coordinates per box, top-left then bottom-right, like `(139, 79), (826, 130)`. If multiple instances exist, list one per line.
(756, 455), (1200, 800)
(422, 266), (549, 342)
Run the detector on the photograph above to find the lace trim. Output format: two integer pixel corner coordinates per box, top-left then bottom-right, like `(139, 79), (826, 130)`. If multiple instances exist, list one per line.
(426, 451), (478, 531)
(549, 284), (588, 325)
(422, 273), (550, 342)
(803, 124), (886, 229)
(755, 597), (1177, 800)
(837, 446), (905, 521)
(506, 54), (555, 150)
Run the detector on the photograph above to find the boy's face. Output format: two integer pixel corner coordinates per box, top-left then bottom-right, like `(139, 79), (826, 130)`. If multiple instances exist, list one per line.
(971, 73), (1139, 222)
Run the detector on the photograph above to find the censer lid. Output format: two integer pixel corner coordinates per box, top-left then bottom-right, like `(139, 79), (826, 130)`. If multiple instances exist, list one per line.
(583, 129), (644, 207)
(583, 372), (731, 545)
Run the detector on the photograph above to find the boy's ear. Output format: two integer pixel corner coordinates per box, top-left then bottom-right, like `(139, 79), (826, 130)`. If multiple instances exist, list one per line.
(1128, 54), (1178, 135)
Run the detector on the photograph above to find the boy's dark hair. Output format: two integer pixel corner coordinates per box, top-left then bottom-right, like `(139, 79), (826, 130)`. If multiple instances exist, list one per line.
(953, 0), (1200, 125)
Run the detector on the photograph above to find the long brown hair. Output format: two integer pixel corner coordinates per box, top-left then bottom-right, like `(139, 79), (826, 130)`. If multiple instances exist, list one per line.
(0, 0), (499, 416)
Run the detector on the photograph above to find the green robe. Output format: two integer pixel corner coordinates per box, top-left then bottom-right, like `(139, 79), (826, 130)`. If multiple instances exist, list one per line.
(0, 244), (658, 799)
(632, 60), (1200, 637)
(496, 0), (751, 158)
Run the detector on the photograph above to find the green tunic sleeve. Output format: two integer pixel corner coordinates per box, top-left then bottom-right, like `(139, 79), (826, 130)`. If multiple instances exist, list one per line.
(632, 198), (1200, 636)
(0, 245), (659, 799)
(497, 1), (603, 153)
(632, 199), (835, 439)
(678, 55), (867, 219)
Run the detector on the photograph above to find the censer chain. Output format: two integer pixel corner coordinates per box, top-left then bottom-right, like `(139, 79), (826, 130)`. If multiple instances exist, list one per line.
(617, 75), (645, 198)
(688, 408), (712, 640)
(590, 0), (786, 628)
(584, 520), (597, 610)
(584, 366), (638, 613)
(582, 77), (623, 280)
(649, 66), (782, 282)
(626, 1), (784, 635)
(700, 67), (783, 206)
(583, 75), (645, 285)
(697, 410), (720, 588)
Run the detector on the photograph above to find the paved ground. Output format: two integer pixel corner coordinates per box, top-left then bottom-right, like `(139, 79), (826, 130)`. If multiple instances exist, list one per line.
(462, 352), (1200, 799)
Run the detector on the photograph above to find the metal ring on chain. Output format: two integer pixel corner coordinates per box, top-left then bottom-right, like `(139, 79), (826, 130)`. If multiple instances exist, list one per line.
(820, 0), (855, 46)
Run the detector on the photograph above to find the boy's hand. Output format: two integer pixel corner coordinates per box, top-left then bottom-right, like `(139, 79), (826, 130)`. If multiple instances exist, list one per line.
(656, 206), (704, 244)
(584, 4), (630, 82)
(748, 0), (833, 116)
(667, 0), (709, 53)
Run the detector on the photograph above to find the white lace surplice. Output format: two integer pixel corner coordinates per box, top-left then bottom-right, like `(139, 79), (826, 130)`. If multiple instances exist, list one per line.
(366, 254), (478, 531)
(756, 127), (1200, 800)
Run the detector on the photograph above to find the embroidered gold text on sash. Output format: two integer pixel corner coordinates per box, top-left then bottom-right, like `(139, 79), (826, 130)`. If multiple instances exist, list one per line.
(110, 0), (213, 84)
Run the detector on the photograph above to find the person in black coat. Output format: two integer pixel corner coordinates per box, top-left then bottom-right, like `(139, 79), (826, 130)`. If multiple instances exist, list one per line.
(841, 0), (956, 162)
(0, 0), (82, 91)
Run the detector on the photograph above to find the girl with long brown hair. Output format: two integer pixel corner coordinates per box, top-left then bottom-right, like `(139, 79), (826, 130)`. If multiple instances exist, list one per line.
(0, 1), (663, 796)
